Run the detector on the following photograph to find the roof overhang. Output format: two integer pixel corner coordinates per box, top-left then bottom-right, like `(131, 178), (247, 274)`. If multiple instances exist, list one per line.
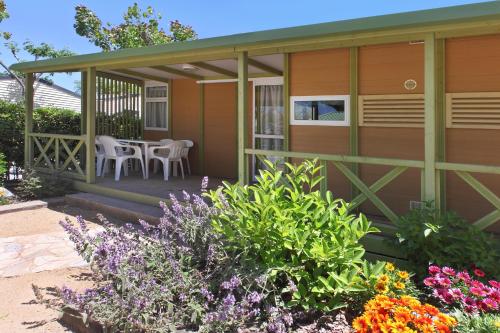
(11, 1), (500, 73)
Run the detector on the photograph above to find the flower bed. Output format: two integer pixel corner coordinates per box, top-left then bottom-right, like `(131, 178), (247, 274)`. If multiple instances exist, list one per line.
(40, 159), (500, 332)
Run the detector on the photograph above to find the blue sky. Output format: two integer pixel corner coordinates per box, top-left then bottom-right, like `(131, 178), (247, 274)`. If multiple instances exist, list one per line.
(1, 0), (484, 91)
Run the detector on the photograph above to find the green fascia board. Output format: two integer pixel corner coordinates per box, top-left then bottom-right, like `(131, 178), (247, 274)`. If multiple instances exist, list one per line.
(11, 1), (500, 73)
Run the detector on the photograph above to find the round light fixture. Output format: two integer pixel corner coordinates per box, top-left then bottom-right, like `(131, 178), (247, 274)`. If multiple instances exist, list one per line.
(404, 79), (417, 91)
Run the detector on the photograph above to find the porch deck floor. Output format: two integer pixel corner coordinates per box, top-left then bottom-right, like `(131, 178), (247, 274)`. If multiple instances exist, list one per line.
(94, 171), (231, 200)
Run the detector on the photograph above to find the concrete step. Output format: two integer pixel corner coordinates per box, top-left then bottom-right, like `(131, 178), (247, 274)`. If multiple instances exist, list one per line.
(65, 192), (164, 225)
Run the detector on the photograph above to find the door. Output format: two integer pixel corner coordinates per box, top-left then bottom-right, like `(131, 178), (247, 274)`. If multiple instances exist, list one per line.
(252, 77), (284, 178)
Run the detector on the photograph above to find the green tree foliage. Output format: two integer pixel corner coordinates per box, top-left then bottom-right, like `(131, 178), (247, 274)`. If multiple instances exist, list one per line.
(74, 3), (197, 51)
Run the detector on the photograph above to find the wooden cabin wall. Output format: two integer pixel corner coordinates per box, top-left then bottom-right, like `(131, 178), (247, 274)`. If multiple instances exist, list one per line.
(445, 34), (500, 232)
(289, 48), (351, 200)
(358, 42), (424, 217)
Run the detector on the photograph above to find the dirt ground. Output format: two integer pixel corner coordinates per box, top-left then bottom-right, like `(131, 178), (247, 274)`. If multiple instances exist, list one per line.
(0, 267), (92, 332)
(0, 203), (128, 332)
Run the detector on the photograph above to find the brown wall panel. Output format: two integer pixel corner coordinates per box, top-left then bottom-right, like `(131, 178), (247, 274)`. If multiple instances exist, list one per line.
(446, 34), (500, 93)
(445, 35), (500, 232)
(171, 79), (201, 174)
(204, 83), (237, 179)
(359, 128), (424, 217)
(144, 130), (168, 141)
(359, 42), (424, 95)
(289, 48), (351, 200)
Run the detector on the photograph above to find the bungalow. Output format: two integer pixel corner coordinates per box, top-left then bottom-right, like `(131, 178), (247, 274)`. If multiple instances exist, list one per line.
(10, 1), (500, 238)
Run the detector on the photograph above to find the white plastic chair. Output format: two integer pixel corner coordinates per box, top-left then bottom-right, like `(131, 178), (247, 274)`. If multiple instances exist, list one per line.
(99, 135), (145, 181)
(147, 141), (185, 181)
(95, 136), (105, 177)
(180, 140), (194, 175)
(153, 139), (174, 173)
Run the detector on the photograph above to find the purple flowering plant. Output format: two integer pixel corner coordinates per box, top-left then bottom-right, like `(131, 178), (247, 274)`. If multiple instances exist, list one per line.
(58, 179), (295, 332)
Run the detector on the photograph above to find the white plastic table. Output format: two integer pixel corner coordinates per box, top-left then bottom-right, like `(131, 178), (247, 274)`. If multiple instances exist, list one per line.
(117, 139), (161, 179)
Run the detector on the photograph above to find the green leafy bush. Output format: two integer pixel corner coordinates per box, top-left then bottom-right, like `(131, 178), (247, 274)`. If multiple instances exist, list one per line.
(207, 159), (379, 312)
(15, 169), (73, 199)
(0, 101), (81, 171)
(394, 202), (500, 279)
(0, 152), (6, 185)
(450, 310), (500, 333)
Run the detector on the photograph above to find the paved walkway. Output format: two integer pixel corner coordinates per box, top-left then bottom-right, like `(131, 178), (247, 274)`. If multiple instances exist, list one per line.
(0, 231), (88, 277)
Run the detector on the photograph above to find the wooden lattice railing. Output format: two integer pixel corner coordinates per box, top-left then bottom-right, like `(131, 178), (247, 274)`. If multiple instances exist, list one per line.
(29, 133), (87, 180)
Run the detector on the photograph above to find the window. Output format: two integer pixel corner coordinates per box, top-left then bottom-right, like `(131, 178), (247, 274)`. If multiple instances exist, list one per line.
(144, 82), (168, 130)
(290, 95), (350, 126)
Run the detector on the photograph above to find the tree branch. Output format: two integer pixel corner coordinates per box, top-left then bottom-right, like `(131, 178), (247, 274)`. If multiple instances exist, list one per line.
(0, 59), (24, 91)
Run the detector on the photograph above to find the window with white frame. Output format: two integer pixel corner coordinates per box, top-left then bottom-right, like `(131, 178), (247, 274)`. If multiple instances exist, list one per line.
(290, 95), (350, 126)
(144, 82), (168, 130)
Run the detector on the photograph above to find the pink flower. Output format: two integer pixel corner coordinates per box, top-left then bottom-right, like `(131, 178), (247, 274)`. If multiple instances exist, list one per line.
(442, 266), (456, 276)
(437, 277), (452, 287)
(457, 271), (471, 283)
(488, 289), (500, 302)
(424, 277), (436, 286)
(449, 288), (464, 300)
(488, 280), (500, 289)
(429, 265), (441, 275)
(470, 287), (487, 297)
(471, 280), (486, 289)
(482, 298), (498, 310)
(474, 268), (485, 277)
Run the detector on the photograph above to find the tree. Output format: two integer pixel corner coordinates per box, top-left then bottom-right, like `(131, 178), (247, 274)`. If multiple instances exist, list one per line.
(74, 3), (197, 51)
(0, 0), (75, 94)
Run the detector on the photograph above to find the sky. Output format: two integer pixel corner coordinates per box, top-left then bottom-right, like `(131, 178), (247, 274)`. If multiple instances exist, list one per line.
(0, 0), (486, 91)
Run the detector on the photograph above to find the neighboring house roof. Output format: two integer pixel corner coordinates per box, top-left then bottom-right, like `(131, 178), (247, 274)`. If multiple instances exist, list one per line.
(10, 1), (500, 73)
(0, 77), (81, 112)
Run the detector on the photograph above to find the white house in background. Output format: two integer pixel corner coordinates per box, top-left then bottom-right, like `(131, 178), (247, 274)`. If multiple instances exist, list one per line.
(0, 76), (81, 112)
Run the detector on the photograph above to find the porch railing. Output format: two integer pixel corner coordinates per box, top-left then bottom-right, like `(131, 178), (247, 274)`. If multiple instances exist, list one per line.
(245, 148), (500, 231)
(28, 132), (87, 181)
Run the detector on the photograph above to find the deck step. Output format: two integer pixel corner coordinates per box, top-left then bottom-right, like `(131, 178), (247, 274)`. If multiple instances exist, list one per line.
(65, 192), (164, 225)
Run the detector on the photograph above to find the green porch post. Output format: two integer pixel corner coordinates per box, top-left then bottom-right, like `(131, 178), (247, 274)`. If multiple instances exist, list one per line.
(237, 51), (249, 185)
(283, 53), (290, 152)
(436, 39), (446, 212)
(24, 73), (34, 169)
(199, 83), (205, 175)
(349, 47), (359, 200)
(85, 67), (96, 184)
(424, 33), (438, 206)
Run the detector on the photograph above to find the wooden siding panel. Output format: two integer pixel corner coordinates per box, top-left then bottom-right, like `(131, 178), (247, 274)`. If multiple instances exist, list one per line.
(204, 83), (237, 179)
(289, 48), (351, 200)
(446, 35), (500, 232)
(446, 34), (500, 93)
(171, 79), (201, 174)
(359, 42), (424, 95)
(357, 43), (424, 217)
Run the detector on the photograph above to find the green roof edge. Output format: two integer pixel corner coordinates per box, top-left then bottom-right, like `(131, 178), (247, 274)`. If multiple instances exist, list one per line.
(11, 1), (500, 72)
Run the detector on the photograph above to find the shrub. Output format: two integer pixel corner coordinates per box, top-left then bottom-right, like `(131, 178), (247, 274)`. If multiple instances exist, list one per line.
(0, 152), (6, 185)
(57, 190), (294, 333)
(0, 101), (81, 172)
(15, 169), (73, 199)
(207, 159), (379, 312)
(450, 310), (500, 333)
(424, 265), (499, 313)
(352, 294), (457, 333)
(394, 202), (500, 279)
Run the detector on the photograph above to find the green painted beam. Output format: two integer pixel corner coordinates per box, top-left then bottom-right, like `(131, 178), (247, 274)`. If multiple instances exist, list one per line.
(333, 161), (399, 224)
(190, 61), (237, 77)
(436, 38), (446, 212)
(283, 54), (290, 152)
(168, 79), (173, 137)
(237, 52), (249, 185)
(473, 210), (500, 230)
(151, 65), (204, 80)
(349, 47), (359, 200)
(85, 67), (97, 184)
(455, 171), (500, 210)
(423, 33), (437, 204)
(247, 58), (283, 76)
(24, 73), (34, 168)
(435, 162), (500, 175)
(245, 148), (425, 168)
(97, 71), (143, 86)
(115, 69), (170, 84)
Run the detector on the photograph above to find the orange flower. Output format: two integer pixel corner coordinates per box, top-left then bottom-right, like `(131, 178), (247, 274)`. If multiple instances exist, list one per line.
(385, 262), (395, 271)
(375, 281), (388, 294)
(394, 281), (406, 290)
(398, 270), (410, 280)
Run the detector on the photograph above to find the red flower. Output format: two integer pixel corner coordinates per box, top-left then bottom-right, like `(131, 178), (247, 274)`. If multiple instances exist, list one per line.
(429, 265), (441, 275)
(474, 268), (485, 277)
